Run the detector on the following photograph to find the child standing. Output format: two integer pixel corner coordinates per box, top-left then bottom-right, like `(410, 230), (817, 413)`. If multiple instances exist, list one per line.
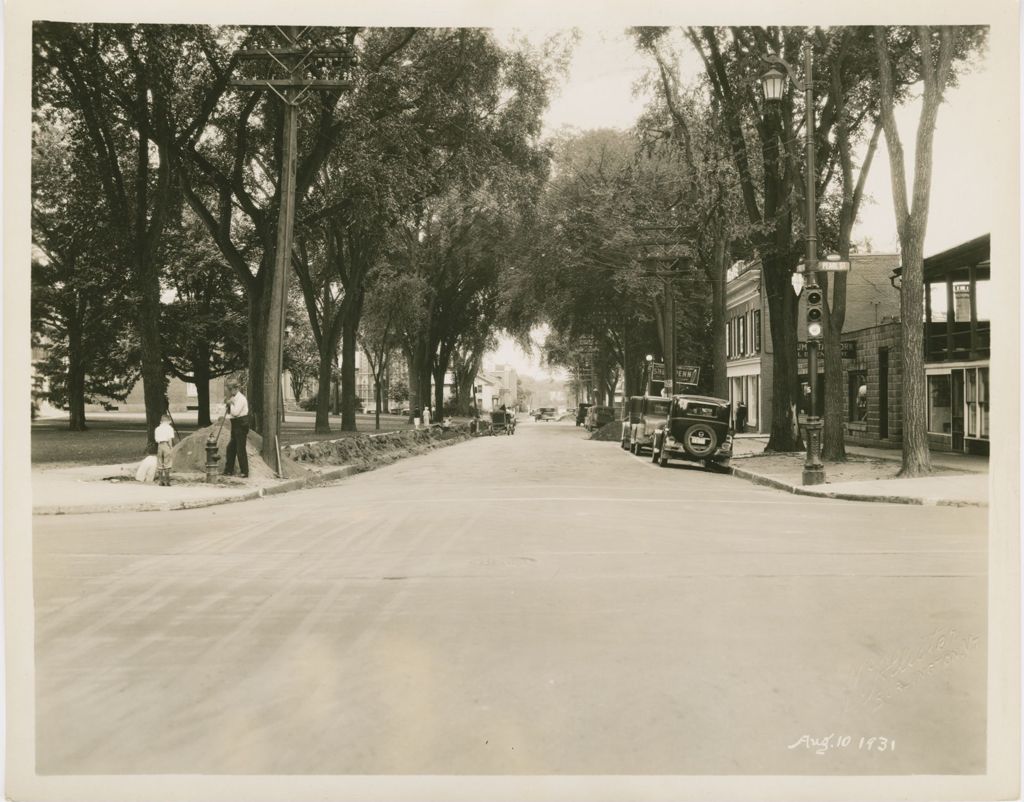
(154, 413), (176, 486)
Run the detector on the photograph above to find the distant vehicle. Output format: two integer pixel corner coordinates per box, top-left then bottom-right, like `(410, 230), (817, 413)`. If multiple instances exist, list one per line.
(575, 403), (592, 427)
(628, 395), (672, 455)
(490, 409), (516, 435)
(584, 405), (615, 431)
(536, 407), (557, 421)
(651, 394), (733, 471)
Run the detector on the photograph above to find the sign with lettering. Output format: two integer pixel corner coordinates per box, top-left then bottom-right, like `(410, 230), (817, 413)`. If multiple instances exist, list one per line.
(797, 342), (856, 359)
(796, 258), (851, 273)
(649, 363), (700, 392)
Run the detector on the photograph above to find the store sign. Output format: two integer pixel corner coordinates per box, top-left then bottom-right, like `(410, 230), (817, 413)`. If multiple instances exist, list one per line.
(797, 342), (856, 359)
(649, 363), (700, 389)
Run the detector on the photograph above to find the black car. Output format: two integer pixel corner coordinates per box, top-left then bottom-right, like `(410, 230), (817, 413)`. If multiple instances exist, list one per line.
(628, 395), (672, 455)
(651, 394), (733, 471)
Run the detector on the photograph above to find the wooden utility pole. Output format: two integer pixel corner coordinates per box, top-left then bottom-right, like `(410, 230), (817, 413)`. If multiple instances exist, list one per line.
(230, 26), (354, 473)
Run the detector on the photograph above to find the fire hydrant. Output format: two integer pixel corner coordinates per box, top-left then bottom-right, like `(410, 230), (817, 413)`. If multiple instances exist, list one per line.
(205, 432), (221, 482)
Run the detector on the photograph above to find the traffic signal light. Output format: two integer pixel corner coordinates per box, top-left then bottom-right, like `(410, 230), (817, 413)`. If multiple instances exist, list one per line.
(805, 285), (824, 341)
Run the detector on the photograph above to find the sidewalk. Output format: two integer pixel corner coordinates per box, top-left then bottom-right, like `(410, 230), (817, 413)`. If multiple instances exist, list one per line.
(729, 434), (989, 507)
(32, 462), (357, 515)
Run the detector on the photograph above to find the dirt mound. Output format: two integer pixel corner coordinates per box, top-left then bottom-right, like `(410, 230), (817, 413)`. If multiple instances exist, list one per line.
(287, 425), (470, 468)
(590, 420), (624, 441)
(170, 423), (309, 479)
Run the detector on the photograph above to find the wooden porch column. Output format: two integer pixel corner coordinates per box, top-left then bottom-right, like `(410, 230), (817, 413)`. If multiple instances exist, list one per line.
(945, 278), (955, 357)
(968, 264), (979, 359)
(924, 279), (932, 360)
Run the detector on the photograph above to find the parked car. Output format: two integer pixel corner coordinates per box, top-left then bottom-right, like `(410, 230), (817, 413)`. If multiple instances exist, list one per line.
(575, 403), (592, 427)
(584, 405), (615, 431)
(651, 394), (733, 471)
(536, 407), (557, 421)
(628, 395), (672, 454)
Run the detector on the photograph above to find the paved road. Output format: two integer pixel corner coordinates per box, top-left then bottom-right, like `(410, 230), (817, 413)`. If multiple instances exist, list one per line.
(34, 419), (987, 775)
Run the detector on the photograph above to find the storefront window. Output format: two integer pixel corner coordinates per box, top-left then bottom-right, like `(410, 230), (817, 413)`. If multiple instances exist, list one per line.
(848, 370), (867, 422)
(928, 374), (952, 434)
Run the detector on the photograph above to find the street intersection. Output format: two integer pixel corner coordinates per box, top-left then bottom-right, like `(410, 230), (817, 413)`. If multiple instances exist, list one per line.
(33, 419), (987, 775)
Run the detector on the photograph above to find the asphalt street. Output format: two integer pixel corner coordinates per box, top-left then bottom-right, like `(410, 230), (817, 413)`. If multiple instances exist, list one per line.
(33, 418), (988, 775)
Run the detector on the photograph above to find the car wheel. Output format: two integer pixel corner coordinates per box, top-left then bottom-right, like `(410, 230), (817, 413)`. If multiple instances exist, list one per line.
(681, 423), (719, 459)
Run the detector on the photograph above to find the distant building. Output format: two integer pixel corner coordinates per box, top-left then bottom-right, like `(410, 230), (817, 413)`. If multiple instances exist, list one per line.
(483, 363), (519, 408)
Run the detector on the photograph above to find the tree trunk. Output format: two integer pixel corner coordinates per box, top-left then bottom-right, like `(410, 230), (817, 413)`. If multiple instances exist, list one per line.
(433, 343), (453, 417)
(340, 314), (359, 432)
(418, 352), (433, 417)
(314, 344), (335, 434)
(193, 357), (212, 427)
(67, 331), (87, 432)
(374, 377), (382, 430)
(762, 253), (802, 452)
(406, 349), (421, 422)
(899, 235), (930, 476)
(136, 268), (166, 446)
(433, 361), (446, 418)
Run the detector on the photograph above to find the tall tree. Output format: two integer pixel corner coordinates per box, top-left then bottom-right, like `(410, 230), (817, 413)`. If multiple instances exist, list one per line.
(359, 268), (425, 428)
(874, 25), (987, 476)
(160, 210), (248, 425)
(291, 27), (553, 431)
(31, 122), (138, 429)
(34, 22), (242, 442)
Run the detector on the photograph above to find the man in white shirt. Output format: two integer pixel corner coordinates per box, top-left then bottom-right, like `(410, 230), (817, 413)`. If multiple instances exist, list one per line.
(154, 413), (176, 486)
(223, 380), (250, 478)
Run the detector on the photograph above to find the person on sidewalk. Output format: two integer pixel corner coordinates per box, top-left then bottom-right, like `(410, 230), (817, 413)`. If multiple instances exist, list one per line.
(154, 413), (176, 486)
(735, 401), (748, 434)
(223, 381), (250, 478)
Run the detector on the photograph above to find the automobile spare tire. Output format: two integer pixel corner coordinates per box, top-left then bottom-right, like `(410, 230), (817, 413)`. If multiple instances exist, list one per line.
(681, 423), (718, 458)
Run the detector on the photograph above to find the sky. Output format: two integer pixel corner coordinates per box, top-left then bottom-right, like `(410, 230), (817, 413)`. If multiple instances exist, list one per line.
(486, 28), (996, 380)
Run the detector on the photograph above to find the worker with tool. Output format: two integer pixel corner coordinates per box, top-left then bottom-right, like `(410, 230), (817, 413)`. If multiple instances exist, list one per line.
(222, 380), (250, 478)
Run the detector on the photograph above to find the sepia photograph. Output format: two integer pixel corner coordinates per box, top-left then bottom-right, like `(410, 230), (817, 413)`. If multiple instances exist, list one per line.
(4, 0), (1020, 800)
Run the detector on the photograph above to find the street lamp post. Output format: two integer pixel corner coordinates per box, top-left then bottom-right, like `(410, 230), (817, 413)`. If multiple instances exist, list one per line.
(762, 48), (826, 486)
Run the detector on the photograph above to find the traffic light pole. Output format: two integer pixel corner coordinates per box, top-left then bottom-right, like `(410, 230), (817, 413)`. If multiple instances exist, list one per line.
(801, 47), (825, 486)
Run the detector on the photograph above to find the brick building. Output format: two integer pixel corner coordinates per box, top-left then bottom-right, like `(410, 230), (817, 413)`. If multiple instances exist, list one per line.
(840, 321), (903, 447)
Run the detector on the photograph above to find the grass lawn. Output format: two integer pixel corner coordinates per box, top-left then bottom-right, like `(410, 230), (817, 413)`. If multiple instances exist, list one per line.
(31, 412), (419, 466)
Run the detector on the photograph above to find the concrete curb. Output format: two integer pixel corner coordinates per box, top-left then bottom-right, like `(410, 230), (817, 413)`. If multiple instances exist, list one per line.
(728, 465), (987, 508)
(32, 437), (468, 515)
(33, 465), (364, 515)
